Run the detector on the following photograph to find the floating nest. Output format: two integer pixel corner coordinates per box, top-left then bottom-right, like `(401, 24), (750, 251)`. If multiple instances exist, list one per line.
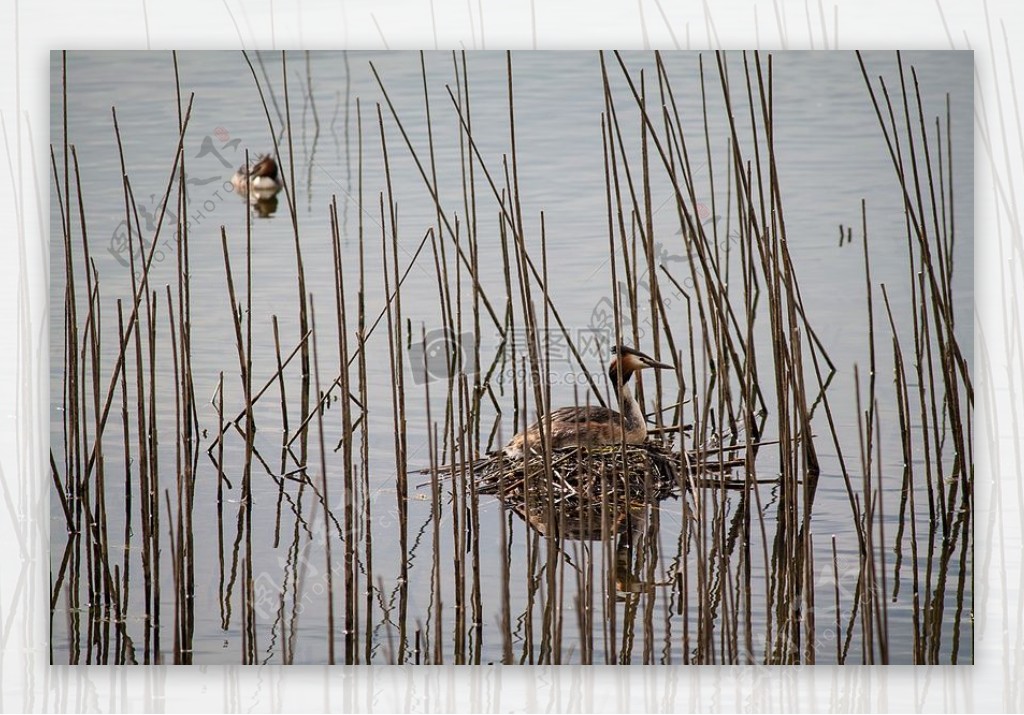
(475, 442), (681, 504)
(419, 440), (765, 540)
(473, 442), (682, 540)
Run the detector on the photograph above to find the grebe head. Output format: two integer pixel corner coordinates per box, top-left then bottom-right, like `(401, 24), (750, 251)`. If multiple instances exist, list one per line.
(608, 345), (673, 385)
(250, 155), (279, 180)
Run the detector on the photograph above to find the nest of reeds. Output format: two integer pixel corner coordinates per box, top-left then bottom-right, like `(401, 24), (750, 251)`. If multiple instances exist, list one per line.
(469, 442), (681, 540)
(470, 438), (762, 527)
(475, 442), (680, 506)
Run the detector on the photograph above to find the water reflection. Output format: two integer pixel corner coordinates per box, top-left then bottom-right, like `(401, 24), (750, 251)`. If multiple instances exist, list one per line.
(514, 494), (673, 598)
(249, 195), (279, 218)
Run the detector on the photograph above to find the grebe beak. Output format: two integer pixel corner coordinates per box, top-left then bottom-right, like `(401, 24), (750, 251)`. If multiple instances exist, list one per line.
(612, 345), (674, 371)
(638, 353), (673, 370)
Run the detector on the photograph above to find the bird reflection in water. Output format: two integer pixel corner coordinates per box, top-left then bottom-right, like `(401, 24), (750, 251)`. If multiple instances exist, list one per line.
(512, 491), (675, 599)
(249, 195), (279, 218)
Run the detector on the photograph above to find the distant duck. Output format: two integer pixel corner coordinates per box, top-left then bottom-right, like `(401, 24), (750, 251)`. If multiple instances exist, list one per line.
(231, 155), (282, 199)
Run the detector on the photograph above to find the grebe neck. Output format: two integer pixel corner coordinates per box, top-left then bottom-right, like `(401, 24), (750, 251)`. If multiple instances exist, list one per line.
(618, 382), (645, 434)
(609, 365), (645, 435)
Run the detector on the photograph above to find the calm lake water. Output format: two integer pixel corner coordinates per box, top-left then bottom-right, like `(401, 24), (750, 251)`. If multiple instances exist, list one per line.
(50, 50), (972, 664)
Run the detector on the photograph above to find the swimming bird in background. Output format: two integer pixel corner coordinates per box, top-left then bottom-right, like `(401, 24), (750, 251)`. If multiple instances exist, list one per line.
(231, 154), (282, 199)
(502, 345), (674, 459)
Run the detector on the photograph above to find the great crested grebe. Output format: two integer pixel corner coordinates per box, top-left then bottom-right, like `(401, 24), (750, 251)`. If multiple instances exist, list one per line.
(502, 345), (673, 459)
(231, 154), (282, 198)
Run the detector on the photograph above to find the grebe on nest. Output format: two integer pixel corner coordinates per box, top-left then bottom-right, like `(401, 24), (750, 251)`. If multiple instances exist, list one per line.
(502, 345), (673, 459)
(231, 154), (282, 199)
